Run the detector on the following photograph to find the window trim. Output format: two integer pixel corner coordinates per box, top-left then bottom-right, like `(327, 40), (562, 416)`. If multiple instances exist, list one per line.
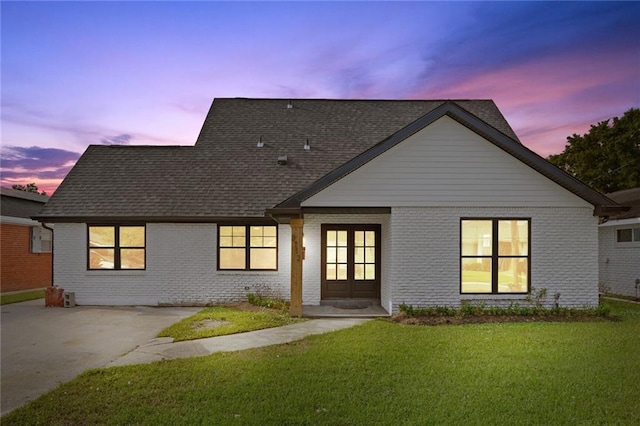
(87, 224), (146, 270)
(460, 218), (531, 295)
(217, 224), (278, 271)
(616, 227), (640, 245)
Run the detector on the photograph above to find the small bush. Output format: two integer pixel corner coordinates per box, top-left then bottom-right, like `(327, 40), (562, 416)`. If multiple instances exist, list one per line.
(247, 293), (289, 311)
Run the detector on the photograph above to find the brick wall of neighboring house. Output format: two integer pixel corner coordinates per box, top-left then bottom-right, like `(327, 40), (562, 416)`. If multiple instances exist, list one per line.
(1, 224), (52, 292)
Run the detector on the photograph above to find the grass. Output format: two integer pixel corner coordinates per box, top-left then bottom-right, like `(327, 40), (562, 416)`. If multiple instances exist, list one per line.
(0, 289), (45, 305)
(3, 300), (639, 425)
(156, 306), (305, 342)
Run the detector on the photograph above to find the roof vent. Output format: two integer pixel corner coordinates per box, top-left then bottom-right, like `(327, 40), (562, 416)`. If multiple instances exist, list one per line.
(287, 100), (293, 109)
(257, 136), (264, 148)
(304, 139), (310, 151)
(277, 155), (288, 165)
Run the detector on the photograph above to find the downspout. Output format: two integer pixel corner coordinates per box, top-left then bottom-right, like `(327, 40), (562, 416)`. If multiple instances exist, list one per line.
(42, 223), (54, 287)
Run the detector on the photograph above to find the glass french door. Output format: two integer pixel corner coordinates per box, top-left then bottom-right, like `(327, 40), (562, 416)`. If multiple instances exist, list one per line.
(321, 224), (381, 299)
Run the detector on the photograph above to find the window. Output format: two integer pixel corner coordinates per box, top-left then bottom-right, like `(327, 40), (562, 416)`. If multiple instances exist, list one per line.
(461, 219), (530, 294)
(218, 225), (277, 270)
(31, 227), (52, 253)
(616, 227), (640, 243)
(88, 225), (145, 270)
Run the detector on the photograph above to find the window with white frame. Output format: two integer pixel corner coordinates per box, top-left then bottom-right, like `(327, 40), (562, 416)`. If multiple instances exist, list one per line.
(616, 227), (640, 243)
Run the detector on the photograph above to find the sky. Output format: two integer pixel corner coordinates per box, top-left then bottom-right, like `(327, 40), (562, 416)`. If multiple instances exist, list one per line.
(1, 1), (639, 195)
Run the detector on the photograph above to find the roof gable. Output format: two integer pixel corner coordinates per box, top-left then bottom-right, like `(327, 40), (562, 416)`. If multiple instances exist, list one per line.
(275, 101), (618, 212)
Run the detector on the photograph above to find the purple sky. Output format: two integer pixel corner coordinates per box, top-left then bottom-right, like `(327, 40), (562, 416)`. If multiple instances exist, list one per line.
(1, 1), (639, 195)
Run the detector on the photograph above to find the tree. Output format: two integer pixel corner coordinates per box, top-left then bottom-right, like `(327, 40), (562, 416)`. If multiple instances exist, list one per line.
(12, 183), (47, 196)
(548, 108), (640, 193)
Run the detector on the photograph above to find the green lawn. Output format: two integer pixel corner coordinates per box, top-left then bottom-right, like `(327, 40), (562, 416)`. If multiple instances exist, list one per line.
(3, 300), (639, 425)
(0, 289), (45, 305)
(157, 306), (305, 341)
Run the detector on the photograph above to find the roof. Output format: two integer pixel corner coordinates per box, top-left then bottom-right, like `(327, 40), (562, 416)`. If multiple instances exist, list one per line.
(605, 188), (640, 219)
(1, 187), (49, 219)
(36, 98), (620, 222)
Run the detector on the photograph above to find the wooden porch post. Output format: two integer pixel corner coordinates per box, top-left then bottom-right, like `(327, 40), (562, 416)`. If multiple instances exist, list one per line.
(290, 218), (303, 317)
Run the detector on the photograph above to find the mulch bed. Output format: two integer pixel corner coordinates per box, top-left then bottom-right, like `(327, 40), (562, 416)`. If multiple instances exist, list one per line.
(390, 312), (619, 326)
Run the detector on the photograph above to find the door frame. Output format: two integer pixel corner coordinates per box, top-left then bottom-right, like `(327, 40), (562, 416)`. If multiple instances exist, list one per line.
(320, 224), (381, 300)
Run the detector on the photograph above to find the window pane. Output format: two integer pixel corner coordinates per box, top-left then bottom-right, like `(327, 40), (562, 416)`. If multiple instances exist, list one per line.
(263, 236), (277, 248)
(263, 226), (277, 237)
(498, 220), (528, 255)
(337, 264), (347, 280)
(250, 226), (263, 238)
(89, 226), (115, 247)
(250, 236), (263, 247)
(365, 231), (375, 246)
(355, 247), (364, 263)
(461, 258), (491, 293)
(365, 247), (375, 263)
(219, 248), (246, 269)
(461, 221), (492, 256)
(617, 229), (633, 242)
(219, 236), (233, 247)
(250, 248), (276, 269)
(90, 249), (114, 269)
(232, 234), (246, 247)
(337, 247), (347, 263)
(634, 228), (640, 242)
(365, 264), (375, 280)
(337, 231), (347, 247)
(327, 230), (336, 246)
(120, 226), (145, 247)
(326, 264), (336, 280)
(355, 264), (365, 280)
(219, 226), (233, 237)
(121, 249), (145, 269)
(498, 258), (528, 293)
(354, 231), (364, 246)
(327, 247), (337, 263)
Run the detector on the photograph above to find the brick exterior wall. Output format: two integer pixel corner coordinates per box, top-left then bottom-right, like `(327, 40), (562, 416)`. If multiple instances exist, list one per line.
(54, 223), (290, 305)
(599, 226), (640, 297)
(53, 206), (598, 311)
(1, 224), (52, 292)
(389, 206), (599, 312)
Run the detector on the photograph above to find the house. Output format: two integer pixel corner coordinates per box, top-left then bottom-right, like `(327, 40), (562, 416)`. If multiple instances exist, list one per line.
(1, 187), (52, 293)
(598, 187), (640, 298)
(34, 98), (622, 315)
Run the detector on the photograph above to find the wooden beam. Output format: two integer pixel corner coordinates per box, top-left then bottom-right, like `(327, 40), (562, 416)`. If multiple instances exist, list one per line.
(289, 218), (304, 317)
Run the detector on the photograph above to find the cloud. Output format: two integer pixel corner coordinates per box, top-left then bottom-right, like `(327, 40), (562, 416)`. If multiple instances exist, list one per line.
(99, 133), (133, 145)
(0, 146), (81, 193)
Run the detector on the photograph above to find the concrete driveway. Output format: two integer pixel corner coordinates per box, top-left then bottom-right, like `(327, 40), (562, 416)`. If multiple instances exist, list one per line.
(0, 299), (200, 415)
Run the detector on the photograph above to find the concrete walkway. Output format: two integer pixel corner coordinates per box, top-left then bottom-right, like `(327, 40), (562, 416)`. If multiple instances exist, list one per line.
(110, 318), (371, 367)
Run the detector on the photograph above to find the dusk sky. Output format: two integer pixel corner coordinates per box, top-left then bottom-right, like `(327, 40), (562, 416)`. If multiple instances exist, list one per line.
(1, 1), (639, 195)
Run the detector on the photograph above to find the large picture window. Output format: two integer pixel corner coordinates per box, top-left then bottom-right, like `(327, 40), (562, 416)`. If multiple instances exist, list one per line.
(461, 219), (530, 294)
(88, 225), (145, 270)
(218, 225), (277, 270)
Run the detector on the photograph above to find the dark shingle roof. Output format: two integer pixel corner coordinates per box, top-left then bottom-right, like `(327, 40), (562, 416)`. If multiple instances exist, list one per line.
(1, 187), (49, 218)
(37, 98), (617, 221)
(605, 188), (640, 219)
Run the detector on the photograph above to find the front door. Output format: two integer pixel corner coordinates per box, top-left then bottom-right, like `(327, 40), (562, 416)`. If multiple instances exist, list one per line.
(321, 224), (381, 300)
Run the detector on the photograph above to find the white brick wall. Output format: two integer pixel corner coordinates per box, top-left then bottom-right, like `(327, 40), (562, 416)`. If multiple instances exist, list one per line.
(54, 223), (290, 306)
(389, 206), (599, 312)
(599, 226), (640, 296)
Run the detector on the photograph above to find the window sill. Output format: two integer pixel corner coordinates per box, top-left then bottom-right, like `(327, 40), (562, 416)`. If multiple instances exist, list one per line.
(461, 294), (529, 300)
(217, 270), (280, 276)
(615, 242), (640, 248)
(86, 270), (146, 277)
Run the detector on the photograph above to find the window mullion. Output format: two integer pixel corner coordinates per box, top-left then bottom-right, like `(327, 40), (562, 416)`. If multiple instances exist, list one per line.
(245, 225), (251, 270)
(114, 226), (121, 270)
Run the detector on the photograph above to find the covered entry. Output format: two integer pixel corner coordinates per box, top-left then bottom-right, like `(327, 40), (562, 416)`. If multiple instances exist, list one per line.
(321, 224), (381, 300)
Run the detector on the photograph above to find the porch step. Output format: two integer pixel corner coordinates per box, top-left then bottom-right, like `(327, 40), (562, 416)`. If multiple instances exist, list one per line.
(303, 304), (390, 318)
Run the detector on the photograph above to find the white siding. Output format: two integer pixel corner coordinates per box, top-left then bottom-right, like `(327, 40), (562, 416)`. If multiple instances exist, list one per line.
(599, 225), (640, 297)
(389, 206), (599, 312)
(302, 116), (590, 208)
(54, 223), (290, 306)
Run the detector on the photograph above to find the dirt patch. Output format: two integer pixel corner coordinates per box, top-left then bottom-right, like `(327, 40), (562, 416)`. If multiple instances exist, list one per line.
(390, 312), (618, 326)
(192, 320), (232, 330)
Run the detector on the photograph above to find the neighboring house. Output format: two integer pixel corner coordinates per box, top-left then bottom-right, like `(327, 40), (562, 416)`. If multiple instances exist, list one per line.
(1, 187), (52, 293)
(35, 98), (622, 314)
(599, 187), (640, 298)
